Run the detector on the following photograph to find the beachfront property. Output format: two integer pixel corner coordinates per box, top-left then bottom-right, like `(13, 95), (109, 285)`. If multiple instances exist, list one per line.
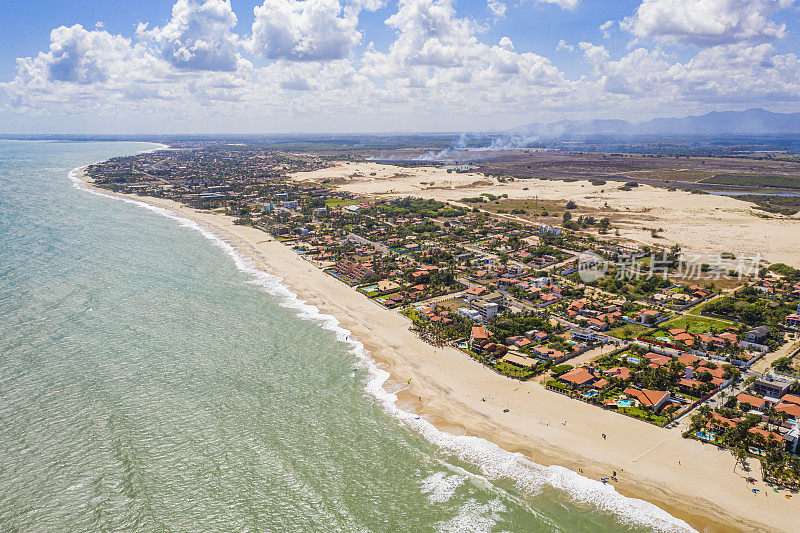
(689, 371), (800, 485)
(549, 345), (738, 425)
(87, 144), (798, 430)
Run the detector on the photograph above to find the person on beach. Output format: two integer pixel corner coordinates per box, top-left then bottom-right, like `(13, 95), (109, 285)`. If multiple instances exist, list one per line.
(602, 433), (606, 440)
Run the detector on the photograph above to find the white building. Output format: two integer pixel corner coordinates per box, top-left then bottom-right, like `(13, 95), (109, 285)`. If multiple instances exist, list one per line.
(470, 300), (499, 323)
(457, 307), (483, 324)
(570, 327), (598, 342)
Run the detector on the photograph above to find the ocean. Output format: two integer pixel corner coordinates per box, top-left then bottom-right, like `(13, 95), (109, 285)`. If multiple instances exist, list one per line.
(0, 140), (692, 532)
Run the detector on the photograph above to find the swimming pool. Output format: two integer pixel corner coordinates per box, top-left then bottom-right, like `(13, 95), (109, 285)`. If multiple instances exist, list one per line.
(617, 399), (635, 407)
(696, 431), (716, 441)
(583, 390), (598, 399)
(627, 357), (641, 364)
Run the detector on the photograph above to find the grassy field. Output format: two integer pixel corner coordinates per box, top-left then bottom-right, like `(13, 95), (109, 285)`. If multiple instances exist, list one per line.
(325, 197), (363, 207)
(608, 322), (652, 340)
(662, 315), (732, 334)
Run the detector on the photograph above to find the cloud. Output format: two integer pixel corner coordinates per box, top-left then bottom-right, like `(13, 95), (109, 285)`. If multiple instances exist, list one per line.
(556, 39), (574, 52)
(360, 0), (572, 117)
(487, 0), (507, 19)
(577, 39), (800, 105)
(138, 0), (240, 71)
(621, 0), (795, 47)
(0, 22), (254, 117)
(2, 0), (800, 130)
(246, 0), (362, 61)
(18, 25), (140, 86)
(578, 41), (611, 73)
(535, 0), (580, 9)
(599, 20), (614, 39)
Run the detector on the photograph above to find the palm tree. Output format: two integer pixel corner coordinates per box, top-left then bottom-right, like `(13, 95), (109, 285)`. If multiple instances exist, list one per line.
(733, 444), (748, 473)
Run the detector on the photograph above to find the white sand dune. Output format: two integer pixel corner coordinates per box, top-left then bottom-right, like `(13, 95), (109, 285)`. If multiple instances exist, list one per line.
(293, 162), (800, 268)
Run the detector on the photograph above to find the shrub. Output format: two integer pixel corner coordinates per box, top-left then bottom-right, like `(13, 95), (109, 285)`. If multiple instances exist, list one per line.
(551, 364), (574, 375)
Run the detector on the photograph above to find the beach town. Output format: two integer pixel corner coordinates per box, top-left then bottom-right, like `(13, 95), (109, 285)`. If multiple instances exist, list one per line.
(82, 143), (800, 531)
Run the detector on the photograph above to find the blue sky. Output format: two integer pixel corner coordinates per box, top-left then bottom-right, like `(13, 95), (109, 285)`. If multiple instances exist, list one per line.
(1, 0), (799, 133)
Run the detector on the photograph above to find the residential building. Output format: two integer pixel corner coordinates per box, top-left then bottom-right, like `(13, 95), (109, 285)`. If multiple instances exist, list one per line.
(623, 387), (671, 412)
(746, 325), (771, 343)
(457, 307), (483, 323)
(753, 377), (791, 399)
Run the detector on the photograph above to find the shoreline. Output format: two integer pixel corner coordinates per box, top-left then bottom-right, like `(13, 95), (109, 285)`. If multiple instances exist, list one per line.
(75, 168), (796, 532)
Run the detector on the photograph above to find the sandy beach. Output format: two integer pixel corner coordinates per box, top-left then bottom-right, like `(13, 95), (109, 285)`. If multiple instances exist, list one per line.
(82, 170), (800, 533)
(292, 162), (800, 268)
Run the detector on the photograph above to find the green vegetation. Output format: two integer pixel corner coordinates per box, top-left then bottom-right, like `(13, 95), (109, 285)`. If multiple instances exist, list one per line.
(550, 364), (574, 375)
(700, 173), (800, 190)
(608, 322), (651, 340)
(662, 315), (731, 335)
(767, 263), (800, 282)
(703, 285), (797, 327)
(740, 195), (800, 216)
(376, 197), (467, 218)
(688, 405), (800, 488)
(325, 197), (362, 207)
(619, 405), (668, 426)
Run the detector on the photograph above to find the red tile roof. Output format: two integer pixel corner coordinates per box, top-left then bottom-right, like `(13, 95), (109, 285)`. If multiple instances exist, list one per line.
(624, 387), (669, 407)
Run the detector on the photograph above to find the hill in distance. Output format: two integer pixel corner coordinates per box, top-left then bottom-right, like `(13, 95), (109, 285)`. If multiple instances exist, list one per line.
(510, 108), (800, 137)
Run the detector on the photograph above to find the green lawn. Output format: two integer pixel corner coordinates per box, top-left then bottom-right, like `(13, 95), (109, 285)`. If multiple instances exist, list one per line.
(685, 298), (721, 317)
(618, 406), (668, 426)
(608, 323), (652, 340)
(325, 197), (362, 207)
(662, 315), (731, 335)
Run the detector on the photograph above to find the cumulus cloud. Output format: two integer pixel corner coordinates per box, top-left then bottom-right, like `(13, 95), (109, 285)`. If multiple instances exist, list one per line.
(2, 0), (800, 130)
(622, 0), (795, 47)
(138, 0), (240, 71)
(556, 39), (574, 52)
(577, 38), (800, 105)
(246, 0), (363, 61)
(578, 41), (611, 73)
(30, 25), (133, 85)
(360, 0), (572, 116)
(0, 22), (253, 117)
(488, 0), (507, 19)
(599, 20), (614, 39)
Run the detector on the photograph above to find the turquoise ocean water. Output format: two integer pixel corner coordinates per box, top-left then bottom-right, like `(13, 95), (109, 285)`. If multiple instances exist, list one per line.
(0, 140), (693, 532)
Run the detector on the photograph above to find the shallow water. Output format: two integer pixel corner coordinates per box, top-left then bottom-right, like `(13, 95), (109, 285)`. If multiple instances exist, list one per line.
(0, 140), (692, 532)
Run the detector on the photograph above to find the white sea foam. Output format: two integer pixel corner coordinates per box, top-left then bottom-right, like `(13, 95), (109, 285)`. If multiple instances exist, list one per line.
(420, 472), (467, 503)
(434, 499), (506, 533)
(69, 154), (696, 533)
